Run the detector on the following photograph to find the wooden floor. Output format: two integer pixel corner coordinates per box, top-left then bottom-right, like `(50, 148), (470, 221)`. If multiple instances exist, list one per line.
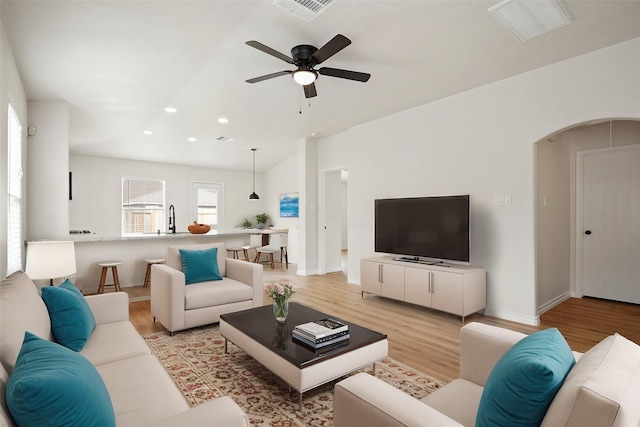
(126, 259), (640, 383)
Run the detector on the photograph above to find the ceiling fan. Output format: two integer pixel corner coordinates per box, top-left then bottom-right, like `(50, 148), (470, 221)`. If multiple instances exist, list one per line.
(245, 34), (370, 98)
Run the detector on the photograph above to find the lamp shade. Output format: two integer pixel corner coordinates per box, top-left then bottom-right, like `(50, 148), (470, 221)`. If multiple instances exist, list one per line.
(25, 241), (77, 281)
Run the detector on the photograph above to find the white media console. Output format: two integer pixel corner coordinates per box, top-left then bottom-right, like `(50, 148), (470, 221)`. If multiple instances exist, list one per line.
(360, 257), (486, 321)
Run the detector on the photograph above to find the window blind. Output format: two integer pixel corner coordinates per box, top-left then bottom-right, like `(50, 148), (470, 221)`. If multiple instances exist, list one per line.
(122, 178), (165, 234)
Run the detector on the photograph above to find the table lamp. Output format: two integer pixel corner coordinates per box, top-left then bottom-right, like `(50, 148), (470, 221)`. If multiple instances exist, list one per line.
(25, 241), (77, 286)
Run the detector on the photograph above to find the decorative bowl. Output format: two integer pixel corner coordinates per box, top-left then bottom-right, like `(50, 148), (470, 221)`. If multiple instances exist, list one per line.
(188, 222), (211, 234)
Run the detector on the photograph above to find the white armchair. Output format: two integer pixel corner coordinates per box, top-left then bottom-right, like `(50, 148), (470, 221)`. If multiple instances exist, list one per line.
(334, 322), (640, 427)
(151, 242), (263, 334)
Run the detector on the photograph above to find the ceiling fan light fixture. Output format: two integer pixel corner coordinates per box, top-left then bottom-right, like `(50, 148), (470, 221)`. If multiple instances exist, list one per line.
(292, 69), (317, 86)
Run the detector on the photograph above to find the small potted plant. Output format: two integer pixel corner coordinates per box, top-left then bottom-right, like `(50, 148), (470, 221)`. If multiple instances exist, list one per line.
(242, 218), (252, 228)
(255, 213), (270, 229)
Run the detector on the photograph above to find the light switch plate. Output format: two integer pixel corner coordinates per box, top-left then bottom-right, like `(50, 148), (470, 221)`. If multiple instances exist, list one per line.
(495, 195), (512, 206)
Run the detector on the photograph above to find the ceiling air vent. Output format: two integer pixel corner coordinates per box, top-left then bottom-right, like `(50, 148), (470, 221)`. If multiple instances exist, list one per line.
(272, 0), (337, 22)
(488, 0), (572, 42)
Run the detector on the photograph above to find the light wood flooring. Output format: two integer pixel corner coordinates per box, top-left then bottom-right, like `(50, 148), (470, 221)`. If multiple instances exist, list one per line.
(125, 260), (640, 383)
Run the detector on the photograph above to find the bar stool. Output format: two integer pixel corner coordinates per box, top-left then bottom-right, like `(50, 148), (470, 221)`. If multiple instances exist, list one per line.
(241, 245), (254, 262)
(226, 247), (245, 260)
(242, 234), (263, 263)
(143, 258), (165, 288)
(97, 260), (122, 294)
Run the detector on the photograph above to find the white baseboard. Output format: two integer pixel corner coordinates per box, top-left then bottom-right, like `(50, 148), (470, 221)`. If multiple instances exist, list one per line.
(537, 292), (571, 316)
(296, 268), (320, 276)
(483, 308), (540, 326)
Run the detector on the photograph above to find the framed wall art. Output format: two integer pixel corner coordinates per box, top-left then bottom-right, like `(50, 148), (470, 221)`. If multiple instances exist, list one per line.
(280, 192), (299, 218)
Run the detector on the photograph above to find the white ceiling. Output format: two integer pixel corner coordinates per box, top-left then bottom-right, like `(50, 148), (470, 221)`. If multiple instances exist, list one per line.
(2, 0), (640, 172)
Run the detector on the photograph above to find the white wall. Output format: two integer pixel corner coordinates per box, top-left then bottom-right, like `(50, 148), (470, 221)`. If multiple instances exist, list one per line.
(318, 37), (640, 325)
(27, 101), (70, 240)
(296, 138), (319, 275)
(264, 154), (299, 263)
(0, 22), (27, 278)
(535, 134), (571, 310)
(341, 177), (348, 250)
(323, 170), (343, 272)
(69, 154), (264, 236)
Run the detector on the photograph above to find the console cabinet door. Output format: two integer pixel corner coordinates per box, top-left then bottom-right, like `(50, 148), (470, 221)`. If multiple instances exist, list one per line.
(361, 260), (382, 295)
(431, 271), (463, 315)
(404, 267), (431, 307)
(380, 264), (405, 300)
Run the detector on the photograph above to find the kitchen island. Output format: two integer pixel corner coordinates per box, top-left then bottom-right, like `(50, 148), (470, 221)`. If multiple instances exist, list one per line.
(27, 229), (287, 294)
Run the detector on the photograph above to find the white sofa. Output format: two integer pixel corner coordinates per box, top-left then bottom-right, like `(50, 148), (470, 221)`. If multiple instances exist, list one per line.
(151, 242), (263, 335)
(0, 270), (248, 427)
(334, 322), (640, 427)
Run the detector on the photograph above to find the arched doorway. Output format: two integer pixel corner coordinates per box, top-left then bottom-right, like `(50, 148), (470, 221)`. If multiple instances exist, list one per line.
(535, 119), (640, 314)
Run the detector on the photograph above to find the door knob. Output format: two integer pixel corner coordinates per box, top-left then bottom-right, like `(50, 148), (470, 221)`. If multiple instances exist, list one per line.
(585, 230), (592, 235)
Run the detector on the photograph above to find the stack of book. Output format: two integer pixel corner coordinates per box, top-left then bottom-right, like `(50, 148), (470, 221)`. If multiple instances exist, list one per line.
(292, 318), (350, 352)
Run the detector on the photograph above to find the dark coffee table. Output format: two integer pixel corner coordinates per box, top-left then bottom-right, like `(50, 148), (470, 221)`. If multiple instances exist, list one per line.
(220, 302), (388, 410)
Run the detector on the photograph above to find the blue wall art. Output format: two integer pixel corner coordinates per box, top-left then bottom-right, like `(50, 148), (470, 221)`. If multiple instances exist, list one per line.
(280, 192), (299, 218)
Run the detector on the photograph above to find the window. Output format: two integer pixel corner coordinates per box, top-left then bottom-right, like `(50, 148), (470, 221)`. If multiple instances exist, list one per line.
(191, 182), (223, 233)
(122, 178), (165, 234)
(7, 101), (23, 275)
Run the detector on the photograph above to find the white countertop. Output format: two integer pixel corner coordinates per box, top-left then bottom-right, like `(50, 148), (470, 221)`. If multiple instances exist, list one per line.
(27, 228), (288, 243)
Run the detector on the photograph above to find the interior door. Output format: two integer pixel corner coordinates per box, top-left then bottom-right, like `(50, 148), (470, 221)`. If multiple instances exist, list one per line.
(580, 145), (640, 304)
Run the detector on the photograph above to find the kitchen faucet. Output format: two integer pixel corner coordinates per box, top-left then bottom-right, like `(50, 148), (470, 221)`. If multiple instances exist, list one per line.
(168, 205), (176, 234)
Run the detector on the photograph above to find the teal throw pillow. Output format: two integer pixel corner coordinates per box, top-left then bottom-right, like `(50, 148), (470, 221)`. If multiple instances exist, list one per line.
(476, 328), (575, 427)
(41, 279), (96, 351)
(6, 332), (116, 427)
(179, 247), (222, 284)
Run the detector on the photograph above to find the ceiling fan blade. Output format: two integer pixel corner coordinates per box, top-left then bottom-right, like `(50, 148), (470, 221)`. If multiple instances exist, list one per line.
(311, 34), (351, 64)
(318, 67), (371, 82)
(246, 70), (292, 84)
(303, 82), (317, 99)
(246, 41), (294, 64)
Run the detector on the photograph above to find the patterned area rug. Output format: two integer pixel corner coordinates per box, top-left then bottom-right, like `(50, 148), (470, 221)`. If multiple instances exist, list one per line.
(144, 325), (446, 426)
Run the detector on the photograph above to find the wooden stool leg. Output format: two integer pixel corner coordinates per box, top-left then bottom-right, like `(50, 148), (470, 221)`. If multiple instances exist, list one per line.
(243, 248), (249, 261)
(280, 247), (288, 269)
(254, 252), (260, 263)
(144, 264), (152, 288)
(98, 267), (108, 294)
(112, 266), (121, 292)
(269, 253), (274, 269)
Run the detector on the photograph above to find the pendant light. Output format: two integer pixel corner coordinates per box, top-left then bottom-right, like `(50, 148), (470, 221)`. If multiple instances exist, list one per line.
(249, 148), (259, 200)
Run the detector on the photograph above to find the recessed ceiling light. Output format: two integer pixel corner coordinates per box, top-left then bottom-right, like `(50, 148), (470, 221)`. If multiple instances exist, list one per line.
(218, 117), (229, 124)
(143, 130), (153, 135)
(164, 107), (177, 113)
(187, 137), (197, 142)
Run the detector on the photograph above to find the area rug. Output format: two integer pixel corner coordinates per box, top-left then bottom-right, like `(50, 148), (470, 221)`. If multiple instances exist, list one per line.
(144, 325), (446, 426)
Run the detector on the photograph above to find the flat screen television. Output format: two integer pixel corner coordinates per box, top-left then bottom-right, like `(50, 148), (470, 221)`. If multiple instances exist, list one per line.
(374, 195), (470, 262)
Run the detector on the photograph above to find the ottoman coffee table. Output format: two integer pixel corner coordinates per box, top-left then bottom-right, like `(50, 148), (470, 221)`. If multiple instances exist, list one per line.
(220, 302), (388, 410)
